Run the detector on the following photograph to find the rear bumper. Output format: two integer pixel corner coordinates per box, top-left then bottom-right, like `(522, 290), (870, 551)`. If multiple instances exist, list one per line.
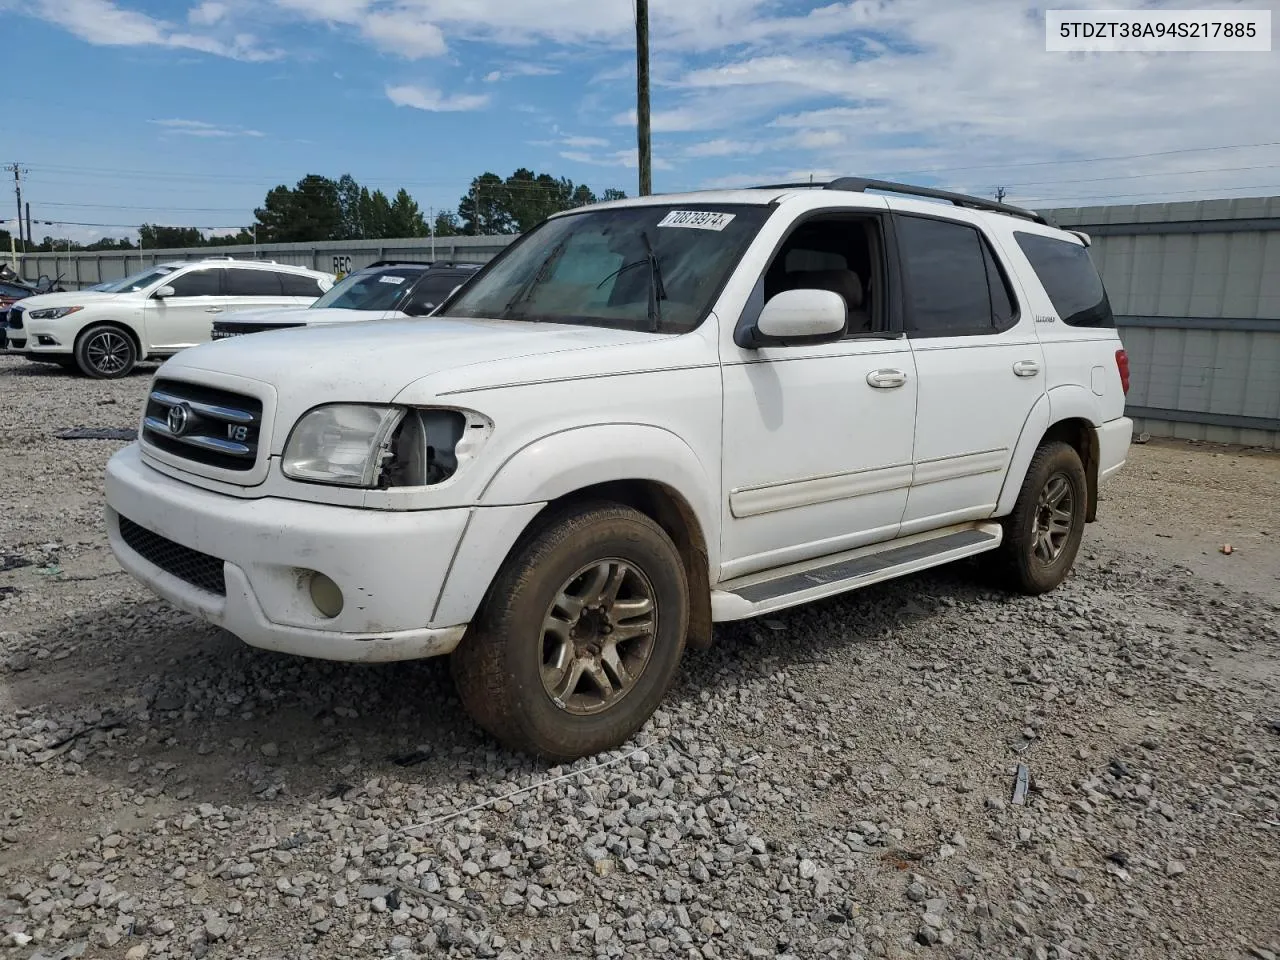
(1095, 416), (1133, 483)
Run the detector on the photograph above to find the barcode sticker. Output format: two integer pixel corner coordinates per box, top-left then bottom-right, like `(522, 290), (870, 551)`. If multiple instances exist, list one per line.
(378, 275), (407, 285)
(657, 210), (736, 231)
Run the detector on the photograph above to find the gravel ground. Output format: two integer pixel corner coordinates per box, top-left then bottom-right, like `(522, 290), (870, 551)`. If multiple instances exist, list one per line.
(2, 354), (1278, 960)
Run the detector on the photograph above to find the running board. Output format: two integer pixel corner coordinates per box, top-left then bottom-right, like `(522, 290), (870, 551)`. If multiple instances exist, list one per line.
(711, 522), (1003, 621)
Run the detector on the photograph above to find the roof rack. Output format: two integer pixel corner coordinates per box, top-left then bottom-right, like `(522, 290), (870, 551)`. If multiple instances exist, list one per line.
(757, 177), (1054, 226)
(365, 259), (433, 269)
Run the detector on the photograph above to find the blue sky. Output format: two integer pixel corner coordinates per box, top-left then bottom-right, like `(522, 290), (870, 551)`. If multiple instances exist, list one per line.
(4, 0), (1279, 243)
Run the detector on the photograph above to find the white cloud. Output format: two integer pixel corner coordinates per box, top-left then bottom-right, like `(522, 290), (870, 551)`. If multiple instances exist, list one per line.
(188, 1), (226, 26)
(362, 10), (446, 58)
(560, 147), (674, 171)
(31, 0), (279, 60)
(561, 135), (610, 148)
(149, 118), (265, 137)
(386, 84), (490, 111)
(483, 62), (560, 82)
(685, 138), (768, 158)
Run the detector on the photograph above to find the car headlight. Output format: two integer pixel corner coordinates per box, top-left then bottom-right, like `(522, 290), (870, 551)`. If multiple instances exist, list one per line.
(282, 404), (484, 488)
(28, 306), (83, 320)
(282, 404), (402, 486)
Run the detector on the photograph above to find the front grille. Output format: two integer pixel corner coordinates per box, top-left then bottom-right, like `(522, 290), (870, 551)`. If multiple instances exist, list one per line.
(211, 320), (304, 340)
(142, 378), (263, 472)
(7, 306), (23, 329)
(117, 515), (226, 596)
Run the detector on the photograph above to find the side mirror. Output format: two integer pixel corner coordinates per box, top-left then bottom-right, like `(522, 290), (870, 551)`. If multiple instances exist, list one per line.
(750, 288), (847, 346)
(153, 285), (176, 299)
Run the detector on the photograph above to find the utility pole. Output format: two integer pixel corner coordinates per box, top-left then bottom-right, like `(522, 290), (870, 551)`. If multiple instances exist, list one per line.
(5, 163), (26, 253)
(25, 202), (31, 249)
(994, 186), (1007, 203)
(635, 0), (652, 196)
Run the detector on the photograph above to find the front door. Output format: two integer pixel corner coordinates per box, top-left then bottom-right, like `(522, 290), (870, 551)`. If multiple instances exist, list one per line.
(720, 212), (917, 580)
(144, 266), (224, 351)
(892, 210), (1047, 533)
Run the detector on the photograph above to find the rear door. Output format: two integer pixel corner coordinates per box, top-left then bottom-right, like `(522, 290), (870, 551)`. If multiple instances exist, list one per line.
(279, 270), (328, 306)
(222, 268), (298, 319)
(893, 209), (1047, 534)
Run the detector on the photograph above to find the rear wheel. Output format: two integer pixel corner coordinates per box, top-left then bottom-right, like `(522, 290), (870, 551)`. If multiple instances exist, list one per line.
(452, 503), (689, 761)
(75, 324), (137, 379)
(997, 441), (1088, 595)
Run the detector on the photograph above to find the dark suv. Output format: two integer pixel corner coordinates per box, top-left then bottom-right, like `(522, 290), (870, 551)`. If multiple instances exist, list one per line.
(210, 260), (482, 340)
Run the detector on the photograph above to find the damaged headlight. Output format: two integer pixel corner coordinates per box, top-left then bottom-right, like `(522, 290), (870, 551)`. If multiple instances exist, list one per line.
(282, 403), (484, 488)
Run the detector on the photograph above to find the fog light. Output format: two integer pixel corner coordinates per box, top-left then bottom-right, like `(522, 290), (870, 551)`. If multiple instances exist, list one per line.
(309, 572), (344, 618)
(36, 334), (60, 346)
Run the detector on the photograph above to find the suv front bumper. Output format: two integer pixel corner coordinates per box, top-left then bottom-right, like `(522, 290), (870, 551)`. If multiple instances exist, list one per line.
(105, 444), (482, 662)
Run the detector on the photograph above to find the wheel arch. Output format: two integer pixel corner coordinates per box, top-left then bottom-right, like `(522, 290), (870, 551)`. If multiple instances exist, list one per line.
(996, 387), (1103, 521)
(435, 424), (719, 647)
(76, 318), (144, 355)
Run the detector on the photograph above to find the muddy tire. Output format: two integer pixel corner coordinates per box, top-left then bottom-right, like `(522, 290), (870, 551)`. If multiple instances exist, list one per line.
(997, 441), (1088, 595)
(451, 502), (689, 761)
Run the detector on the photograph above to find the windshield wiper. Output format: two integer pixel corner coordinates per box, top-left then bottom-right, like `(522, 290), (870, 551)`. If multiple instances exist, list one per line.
(595, 231), (666, 331)
(640, 231), (666, 332)
(503, 236), (571, 317)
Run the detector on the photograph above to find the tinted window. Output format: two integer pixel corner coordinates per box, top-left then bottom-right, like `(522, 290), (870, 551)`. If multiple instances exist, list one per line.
(0, 282), (28, 297)
(405, 275), (464, 313)
(167, 269), (221, 297)
(226, 268), (283, 297)
(897, 215), (1015, 335)
(310, 267), (426, 311)
(1015, 231), (1114, 328)
(281, 273), (324, 297)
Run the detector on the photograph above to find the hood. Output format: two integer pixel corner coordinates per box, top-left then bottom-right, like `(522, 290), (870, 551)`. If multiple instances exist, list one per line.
(218, 306), (376, 326)
(14, 290), (127, 311)
(167, 317), (662, 405)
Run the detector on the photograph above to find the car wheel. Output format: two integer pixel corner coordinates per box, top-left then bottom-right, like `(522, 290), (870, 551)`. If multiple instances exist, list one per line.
(75, 325), (137, 379)
(452, 502), (689, 761)
(997, 441), (1088, 595)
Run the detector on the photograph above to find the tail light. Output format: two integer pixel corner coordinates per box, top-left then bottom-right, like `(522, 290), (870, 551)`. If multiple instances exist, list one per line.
(1115, 349), (1130, 395)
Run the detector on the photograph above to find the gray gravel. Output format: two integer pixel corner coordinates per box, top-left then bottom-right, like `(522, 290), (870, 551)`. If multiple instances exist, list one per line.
(2, 354), (1279, 960)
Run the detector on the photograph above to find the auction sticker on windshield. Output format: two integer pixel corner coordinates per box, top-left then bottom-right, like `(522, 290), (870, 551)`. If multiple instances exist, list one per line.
(657, 210), (737, 231)
(378, 275), (407, 284)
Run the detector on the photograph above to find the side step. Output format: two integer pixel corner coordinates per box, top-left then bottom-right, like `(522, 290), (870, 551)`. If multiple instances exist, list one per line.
(711, 522), (1003, 621)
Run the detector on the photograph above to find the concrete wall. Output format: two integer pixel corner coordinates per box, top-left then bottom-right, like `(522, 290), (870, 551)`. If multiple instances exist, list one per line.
(14, 235), (519, 289)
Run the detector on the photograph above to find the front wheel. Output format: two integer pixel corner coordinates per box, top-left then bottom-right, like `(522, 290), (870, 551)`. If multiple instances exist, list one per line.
(75, 324), (137, 379)
(997, 441), (1088, 595)
(452, 503), (689, 761)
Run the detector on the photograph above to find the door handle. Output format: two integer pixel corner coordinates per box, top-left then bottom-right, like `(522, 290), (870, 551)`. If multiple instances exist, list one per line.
(1013, 360), (1040, 378)
(205, 307), (223, 314)
(866, 368), (908, 389)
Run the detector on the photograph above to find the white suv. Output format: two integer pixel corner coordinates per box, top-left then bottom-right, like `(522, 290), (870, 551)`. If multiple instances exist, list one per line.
(103, 178), (1133, 760)
(7, 258), (333, 378)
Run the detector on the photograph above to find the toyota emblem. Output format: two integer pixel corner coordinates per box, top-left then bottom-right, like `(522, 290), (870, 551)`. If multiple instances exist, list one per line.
(167, 403), (192, 436)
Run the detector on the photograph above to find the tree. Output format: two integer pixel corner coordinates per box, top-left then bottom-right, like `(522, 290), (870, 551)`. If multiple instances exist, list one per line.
(387, 188), (429, 237)
(433, 211), (460, 237)
(336, 173), (363, 240)
(601, 188), (628, 202)
(458, 172), (511, 235)
(358, 188), (394, 239)
(252, 174), (341, 243)
(140, 224), (205, 248)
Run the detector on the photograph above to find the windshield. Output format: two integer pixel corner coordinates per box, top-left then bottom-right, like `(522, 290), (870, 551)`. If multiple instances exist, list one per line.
(310, 267), (426, 311)
(439, 204), (770, 334)
(99, 266), (178, 293)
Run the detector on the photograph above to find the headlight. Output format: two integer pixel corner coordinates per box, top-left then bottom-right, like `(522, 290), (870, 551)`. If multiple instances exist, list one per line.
(282, 404), (402, 486)
(282, 404), (486, 488)
(28, 306), (83, 320)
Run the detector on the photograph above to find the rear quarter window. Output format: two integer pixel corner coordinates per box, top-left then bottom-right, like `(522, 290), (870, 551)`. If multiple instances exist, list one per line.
(1014, 231), (1114, 328)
